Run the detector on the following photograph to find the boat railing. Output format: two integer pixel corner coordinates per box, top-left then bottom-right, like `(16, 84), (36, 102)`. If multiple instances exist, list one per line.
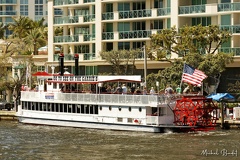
(21, 91), (181, 106)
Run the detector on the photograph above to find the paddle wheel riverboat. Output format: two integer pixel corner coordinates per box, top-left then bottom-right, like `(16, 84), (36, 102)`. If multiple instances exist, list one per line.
(17, 73), (219, 133)
(17, 54), (219, 132)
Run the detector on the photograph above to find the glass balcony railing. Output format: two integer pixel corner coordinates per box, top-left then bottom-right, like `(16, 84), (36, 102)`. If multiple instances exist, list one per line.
(119, 9), (151, 19)
(54, 0), (79, 6)
(220, 25), (240, 33)
(54, 35), (79, 43)
(83, 14), (95, 22)
(119, 30), (152, 39)
(102, 12), (114, 20)
(54, 16), (79, 24)
(54, 10), (63, 16)
(0, 11), (17, 16)
(0, 0), (17, 4)
(53, 54), (74, 61)
(157, 7), (171, 16)
(84, 0), (95, 3)
(219, 47), (240, 56)
(218, 3), (240, 12)
(102, 32), (114, 40)
(179, 5), (205, 14)
(84, 53), (96, 60)
(84, 34), (95, 41)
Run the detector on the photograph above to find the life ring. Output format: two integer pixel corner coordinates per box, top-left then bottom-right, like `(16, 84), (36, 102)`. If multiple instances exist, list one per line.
(133, 119), (141, 124)
(134, 119), (139, 123)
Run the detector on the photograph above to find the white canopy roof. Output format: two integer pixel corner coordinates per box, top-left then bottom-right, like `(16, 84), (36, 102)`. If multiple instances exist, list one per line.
(98, 75), (141, 83)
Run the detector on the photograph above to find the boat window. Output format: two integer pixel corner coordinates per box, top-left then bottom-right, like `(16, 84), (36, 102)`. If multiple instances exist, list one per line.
(99, 106), (102, 111)
(118, 106), (121, 111)
(139, 107), (142, 112)
(109, 106), (112, 111)
(127, 118), (133, 123)
(117, 117), (123, 122)
(128, 107), (131, 112)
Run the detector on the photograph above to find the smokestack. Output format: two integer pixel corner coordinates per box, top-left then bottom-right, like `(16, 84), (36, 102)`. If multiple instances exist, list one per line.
(59, 53), (64, 76)
(74, 54), (79, 75)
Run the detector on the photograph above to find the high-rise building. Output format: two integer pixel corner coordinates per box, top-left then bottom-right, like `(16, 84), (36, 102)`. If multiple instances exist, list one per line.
(0, 0), (49, 36)
(46, 0), (240, 79)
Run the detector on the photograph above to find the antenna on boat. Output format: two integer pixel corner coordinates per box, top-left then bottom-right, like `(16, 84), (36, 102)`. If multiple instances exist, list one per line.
(143, 45), (147, 88)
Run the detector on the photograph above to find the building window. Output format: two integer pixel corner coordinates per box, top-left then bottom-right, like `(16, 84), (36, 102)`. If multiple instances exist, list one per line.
(37, 66), (45, 71)
(74, 45), (89, 53)
(118, 42), (130, 50)
(35, 5), (43, 16)
(118, 3), (130, 11)
(153, 20), (163, 29)
(35, 0), (43, 4)
(20, 0), (28, 4)
(20, 5), (28, 16)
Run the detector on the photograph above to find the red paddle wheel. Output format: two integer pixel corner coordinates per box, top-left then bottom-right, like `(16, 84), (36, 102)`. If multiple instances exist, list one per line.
(173, 96), (218, 131)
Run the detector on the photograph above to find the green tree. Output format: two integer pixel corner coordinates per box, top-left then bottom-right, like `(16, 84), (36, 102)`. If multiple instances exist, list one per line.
(100, 49), (141, 75)
(149, 25), (233, 93)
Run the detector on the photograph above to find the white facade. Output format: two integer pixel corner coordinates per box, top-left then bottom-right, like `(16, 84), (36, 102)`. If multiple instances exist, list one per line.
(45, 0), (240, 73)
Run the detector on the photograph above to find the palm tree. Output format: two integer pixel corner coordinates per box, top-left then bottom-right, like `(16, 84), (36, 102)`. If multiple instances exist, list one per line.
(24, 28), (46, 55)
(8, 16), (32, 39)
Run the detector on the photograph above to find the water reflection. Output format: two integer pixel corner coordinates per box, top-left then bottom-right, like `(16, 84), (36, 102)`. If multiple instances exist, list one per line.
(0, 121), (239, 160)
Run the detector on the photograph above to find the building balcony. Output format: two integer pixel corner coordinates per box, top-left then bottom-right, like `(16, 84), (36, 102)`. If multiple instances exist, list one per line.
(83, 0), (95, 3)
(54, 35), (79, 43)
(83, 53), (96, 60)
(83, 14), (95, 22)
(119, 9), (152, 19)
(118, 30), (152, 39)
(102, 30), (153, 40)
(54, 16), (79, 24)
(53, 54), (74, 61)
(0, 11), (17, 16)
(218, 3), (240, 12)
(54, 0), (79, 6)
(53, 53), (95, 61)
(179, 4), (205, 14)
(220, 25), (240, 34)
(102, 32), (114, 40)
(102, 12), (114, 20)
(102, 7), (170, 21)
(157, 7), (171, 16)
(54, 34), (95, 43)
(0, 0), (17, 4)
(219, 47), (240, 56)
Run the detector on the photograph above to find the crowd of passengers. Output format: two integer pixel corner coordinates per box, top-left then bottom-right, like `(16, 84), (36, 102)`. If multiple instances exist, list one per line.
(28, 83), (202, 95)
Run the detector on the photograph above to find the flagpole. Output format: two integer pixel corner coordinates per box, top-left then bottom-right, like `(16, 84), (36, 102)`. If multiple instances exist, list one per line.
(179, 63), (185, 88)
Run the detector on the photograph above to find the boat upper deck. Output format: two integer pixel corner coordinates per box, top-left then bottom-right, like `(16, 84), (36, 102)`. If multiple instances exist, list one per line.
(20, 91), (180, 107)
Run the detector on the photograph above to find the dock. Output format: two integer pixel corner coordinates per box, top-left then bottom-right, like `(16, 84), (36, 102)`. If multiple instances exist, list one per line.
(0, 110), (18, 120)
(216, 119), (240, 129)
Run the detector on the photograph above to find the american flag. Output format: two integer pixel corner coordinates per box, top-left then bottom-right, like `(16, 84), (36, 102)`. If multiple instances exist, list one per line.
(182, 64), (207, 86)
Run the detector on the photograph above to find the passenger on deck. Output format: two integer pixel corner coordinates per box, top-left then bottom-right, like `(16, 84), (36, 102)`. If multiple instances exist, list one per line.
(122, 84), (127, 94)
(114, 85), (123, 94)
(106, 85), (112, 93)
(134, 87), (141, 95)
(131, 84), (136, 94)
(150, 87), (155, 95)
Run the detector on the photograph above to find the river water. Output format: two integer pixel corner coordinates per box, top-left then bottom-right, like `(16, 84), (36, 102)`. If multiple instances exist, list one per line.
(0, 121), (239, 160)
